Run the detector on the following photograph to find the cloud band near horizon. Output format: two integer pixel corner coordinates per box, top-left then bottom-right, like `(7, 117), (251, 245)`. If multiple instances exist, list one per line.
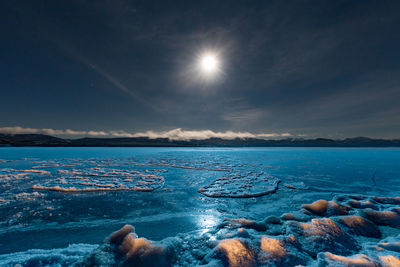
(0, 126), (294, 141)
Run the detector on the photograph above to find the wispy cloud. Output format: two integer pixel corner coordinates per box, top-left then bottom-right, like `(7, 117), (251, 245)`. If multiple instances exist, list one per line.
(0, 126), (295, 140)
(0, 126), (108, 137)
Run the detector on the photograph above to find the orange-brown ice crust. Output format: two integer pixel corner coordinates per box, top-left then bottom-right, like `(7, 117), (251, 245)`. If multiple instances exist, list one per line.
(217, 239), (256, 267)
(302, 199), (349, 216)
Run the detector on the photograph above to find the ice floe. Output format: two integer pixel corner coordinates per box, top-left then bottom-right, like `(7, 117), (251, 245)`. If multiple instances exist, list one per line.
(198, 172), (280, 198)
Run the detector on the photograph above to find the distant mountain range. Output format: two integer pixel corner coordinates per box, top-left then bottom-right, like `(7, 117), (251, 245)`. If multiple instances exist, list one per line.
(0, 134), (399, 147)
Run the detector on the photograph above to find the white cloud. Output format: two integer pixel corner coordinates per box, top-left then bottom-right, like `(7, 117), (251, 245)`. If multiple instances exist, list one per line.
(0, 126), (296, 140)
(129, 128), (292, 140)
(0, 126), (109, 137)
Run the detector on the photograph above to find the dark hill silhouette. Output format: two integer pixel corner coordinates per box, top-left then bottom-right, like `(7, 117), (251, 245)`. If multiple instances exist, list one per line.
(0, 134), (399, 147)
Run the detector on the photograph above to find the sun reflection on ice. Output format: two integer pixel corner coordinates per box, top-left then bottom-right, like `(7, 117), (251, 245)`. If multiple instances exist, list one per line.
(196, 213), (220, 235)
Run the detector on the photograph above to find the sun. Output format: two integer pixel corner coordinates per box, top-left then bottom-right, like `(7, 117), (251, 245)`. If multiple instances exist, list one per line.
(182, 49), (223, 86)
(197, 52), (221, 79)
(200, 53), (219, 73)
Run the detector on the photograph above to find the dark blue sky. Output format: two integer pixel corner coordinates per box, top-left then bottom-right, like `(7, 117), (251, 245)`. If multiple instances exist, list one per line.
(1, 0), (400, 139)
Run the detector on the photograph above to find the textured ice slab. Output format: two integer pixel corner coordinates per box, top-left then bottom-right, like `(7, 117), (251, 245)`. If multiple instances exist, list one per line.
(33, 168), (165, 192)
(0, 158), (166, 193)
(198, 172), (280, 198)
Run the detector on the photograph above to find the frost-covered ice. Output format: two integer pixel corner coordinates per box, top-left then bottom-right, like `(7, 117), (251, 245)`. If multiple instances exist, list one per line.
(198, 172), (280, 198)
(32, 168), (165, 192)
(0, 147), (399, 266)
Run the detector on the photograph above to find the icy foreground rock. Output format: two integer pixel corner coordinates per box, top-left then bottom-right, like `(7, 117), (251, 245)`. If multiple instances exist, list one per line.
(0, 194), (395, 266)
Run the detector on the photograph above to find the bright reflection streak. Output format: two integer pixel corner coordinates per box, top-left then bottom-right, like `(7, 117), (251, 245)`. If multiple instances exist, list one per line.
(196, 213), (220, 235)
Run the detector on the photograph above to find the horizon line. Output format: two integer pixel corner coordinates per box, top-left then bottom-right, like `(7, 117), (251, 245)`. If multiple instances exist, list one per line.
(0, 126), (399, 141)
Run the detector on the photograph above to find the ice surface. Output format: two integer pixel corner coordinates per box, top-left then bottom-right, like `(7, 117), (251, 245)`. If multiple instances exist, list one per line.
(0, 147), (399, 266)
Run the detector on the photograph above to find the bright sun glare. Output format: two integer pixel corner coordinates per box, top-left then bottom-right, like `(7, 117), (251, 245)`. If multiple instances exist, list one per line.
(200, 53), (219, 74)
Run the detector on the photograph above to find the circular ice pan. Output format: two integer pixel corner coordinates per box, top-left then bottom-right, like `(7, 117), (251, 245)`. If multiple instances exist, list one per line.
(198, 172), (280, 198)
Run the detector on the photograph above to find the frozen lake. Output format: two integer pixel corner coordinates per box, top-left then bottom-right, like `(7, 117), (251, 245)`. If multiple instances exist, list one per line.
(0, 147), (399, 266)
